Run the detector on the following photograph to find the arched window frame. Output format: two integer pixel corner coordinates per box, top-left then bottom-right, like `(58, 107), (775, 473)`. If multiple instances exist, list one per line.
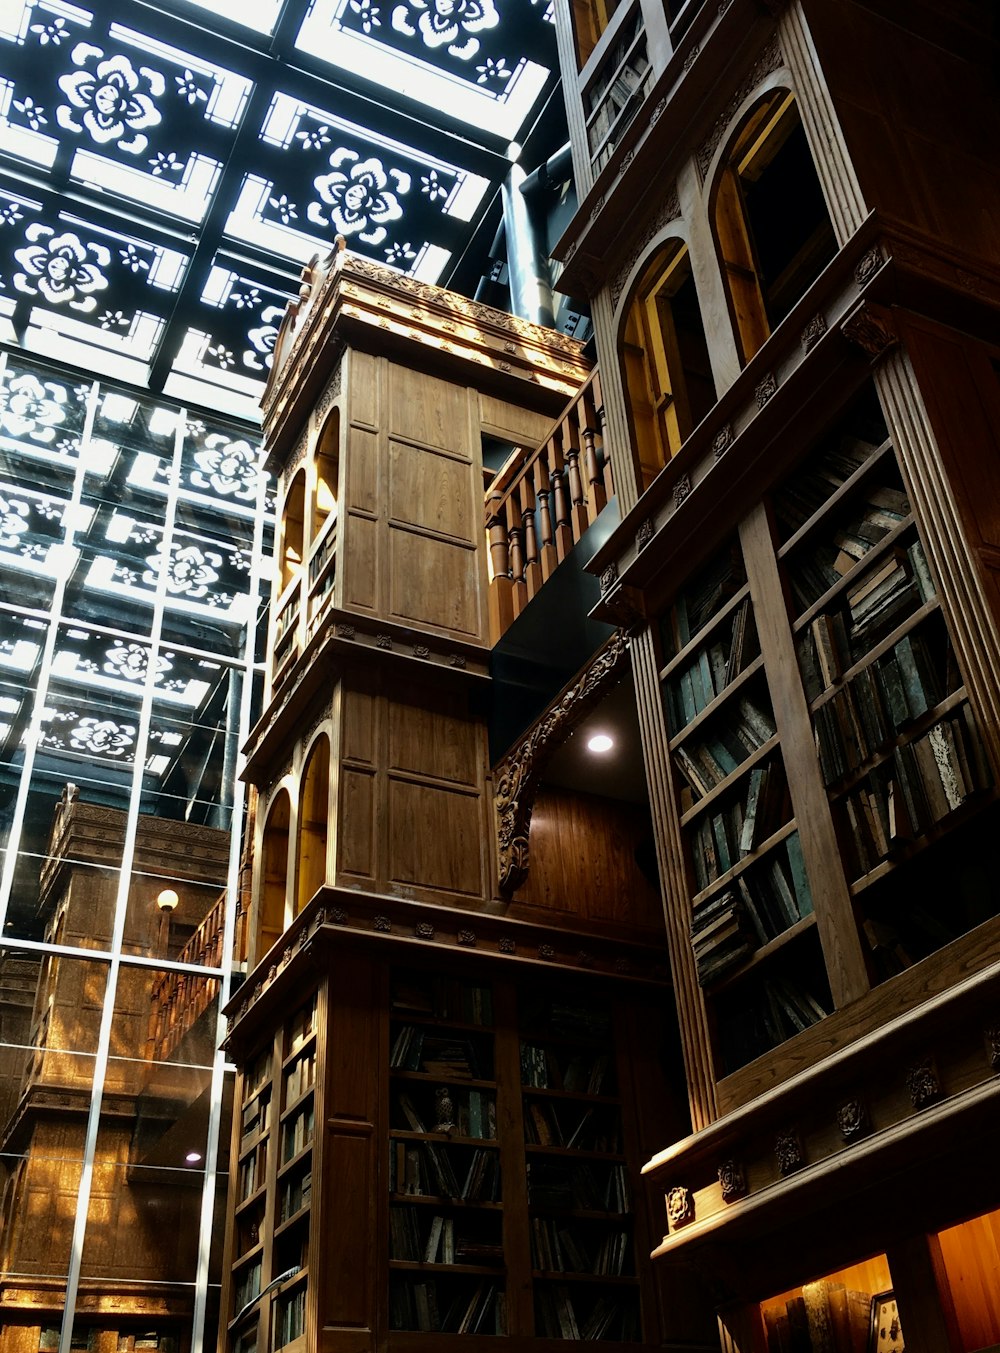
(312, 407), (340, 544)
(710, 86), (836, 365)
(257, 787), (291, 962)
(279, 468), (306, 594)
(619, 234), (716, 489)
(296, 733), (330, 916)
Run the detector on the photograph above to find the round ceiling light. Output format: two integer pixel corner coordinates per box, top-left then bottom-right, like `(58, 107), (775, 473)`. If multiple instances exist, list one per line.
(587, 734), (614, 754)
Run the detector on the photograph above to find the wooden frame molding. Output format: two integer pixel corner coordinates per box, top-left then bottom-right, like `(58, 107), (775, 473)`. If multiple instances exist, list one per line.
(493, 627), (634, 897)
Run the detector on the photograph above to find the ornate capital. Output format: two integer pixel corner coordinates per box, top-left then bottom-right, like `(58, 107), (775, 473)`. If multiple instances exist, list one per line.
(842, 300), (899, 361)
(494, 629), (633, 896)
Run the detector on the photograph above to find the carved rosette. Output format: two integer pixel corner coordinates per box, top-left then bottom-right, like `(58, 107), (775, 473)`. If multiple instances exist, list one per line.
(755, 372), (778, 407)
(538, 944), (555, 960)
(376, 633), (392, 649)
(800, 313), (827, 352)
(457, 929), (476, 947)
(854, 247), (884, 286)
(600, 562), (618, 596)
(498, 936), (516, 954)
(330, 907), (348, 924)
(635, 518), (655, 551)
(494, 629), (633, 896)
(666, 1186), (694, 1228)
(673, 475), (692, 508)
(905, 1059), (940, 1108)
(415, 922), (434, 939)
(373, 915), (391, 932)
(712, 424), (733, 458)
(413, 645), (430, 659)
(842, 300), (899, 360)
(836, 1098), (869, 1141)
(449, 654), (467, 669)
(717, 1159), (746, 1202)
(775, 1131), (803, 1175)
(337, 623), (356, 640)
(985, 1025), (1000, 1071)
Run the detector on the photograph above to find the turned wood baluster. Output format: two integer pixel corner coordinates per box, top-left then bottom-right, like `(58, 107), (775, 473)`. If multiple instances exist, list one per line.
(595, 377), (612, 501)
(535, 459), (557, 580)
(551, 462), (572, 562)
(523, 507), (540, 598)
(582, 423), (607, 522)
(563, 431), (589, 540)
(508, 511), (527, 619)
(485, 487), (515, 643)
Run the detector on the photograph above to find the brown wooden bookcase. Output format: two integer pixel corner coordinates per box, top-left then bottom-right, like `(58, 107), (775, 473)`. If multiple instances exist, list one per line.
(220, 939), (687, 1353)
(659, 396), (999, 1080)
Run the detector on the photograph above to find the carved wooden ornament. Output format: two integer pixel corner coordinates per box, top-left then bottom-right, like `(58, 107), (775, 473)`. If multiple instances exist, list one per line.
(775, 1130), (803, 1175)
(493, 629), (632, 896)
(666, 1186), (694, 1227)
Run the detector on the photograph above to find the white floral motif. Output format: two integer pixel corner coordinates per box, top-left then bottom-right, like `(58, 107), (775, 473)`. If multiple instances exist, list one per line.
(475, 56), (510, 82)
(385, 241), (416, 266)
(245, 304), (285, 372)
(208, 343), (235, 369)
(295, 124), (331, 151)
(13, 97), (47, 130)
(119, 244), (148, 272)
(0, 494), (30, 549)
(391, 0), (499, 59)
(57, 45), (164, 154)
(349, 0), (381, 30)
(268, 194), (297, 224)
(103, 642), (169, 682)
(144, 543), (222, 597)
(0, 374), (69, 443)
(421, 169), (448, 202)
(13, 226), (110, 311)
(99, 309), (129, 329)
(31, 17), (68, 44)
(149, 151), (182, 175)
(69, 717), (135, 756)
(174, 70), (207, 104)
(0, 204), (22, 227)
(190, 435), (259, 500)
(231, 288), (261, 310)
(310, 150), (409, 247)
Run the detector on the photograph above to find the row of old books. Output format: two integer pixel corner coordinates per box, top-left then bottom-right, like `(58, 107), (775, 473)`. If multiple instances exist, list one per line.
(667, 543), (746, 655)
(284, 1047), (315, 1103)
(719, 975), (830, 1070)
(278, 1168), (311, 1223)
(813, 628), (953, 788)
(786, 481), (910, 615)
(531, 1219), (631, 1276)
(665, 597), (760, 734)
(282, 1101), (313, 1163)
(521, 995), (613, 1041)
(390, 1140), (500, 1202)
(674, 696), (777, 802)
(772, 434), (884, 539)
(240, 1089), (269, 1148)
(690, 760), (791, 891)
(527, 1160), (630, 1213)
(535, 1288), (639, 1341)
(394, 1088), (497, 1140)
(276, 1288), (306, 1346)
(523, 1099), (621, 1153)
(239, 1142), (265, 1201)
(691, 834), (814, 985)
(801, 539), (935, 699)
(391, 973), (493, 1027)
(841, 709), (989, 875)
(390, 1278), (504, 1333)
(287, 998), (315, 1055)
(389, 1208), (502, 1266)
(390, 1026), (489, 1080)
(520, 1043), (611, 1095)
(763, 1279), (874, 1352)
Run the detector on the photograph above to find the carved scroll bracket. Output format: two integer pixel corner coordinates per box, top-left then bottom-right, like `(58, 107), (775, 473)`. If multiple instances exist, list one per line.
(494, 629), (634, 897)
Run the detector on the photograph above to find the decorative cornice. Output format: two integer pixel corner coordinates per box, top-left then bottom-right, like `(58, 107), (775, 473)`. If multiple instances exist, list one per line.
(841, 299), (899, 360)
(493, 630), (633, 897)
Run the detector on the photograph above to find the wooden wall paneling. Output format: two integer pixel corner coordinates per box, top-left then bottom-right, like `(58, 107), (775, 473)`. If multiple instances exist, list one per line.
(777, 3), (867, 249)
(630, 627), (718, 1129)
(876, 333), (1000, 779)
(739, 502), (870, 1009)
(936, 1209), (1000, 1350)
(336, 681), (377, 889)
(345, 425), (379, 515)
(492, 979), (532, 1338)
(387, 527), (482, 640)
(508, 786), (664, 935)
(320, 956), (380, 1353)
(388, 438), (473, 544)
(478, 395), (554, 451)
(348, 350), (378, 430)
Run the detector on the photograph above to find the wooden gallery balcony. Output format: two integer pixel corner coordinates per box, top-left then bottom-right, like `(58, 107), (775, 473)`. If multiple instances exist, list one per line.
(485, 370), (612, 643)
(146, 888), (238, 1064)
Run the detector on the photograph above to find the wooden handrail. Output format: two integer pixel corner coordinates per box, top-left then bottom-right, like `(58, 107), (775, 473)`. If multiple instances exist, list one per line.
(485, 370), (611, 642)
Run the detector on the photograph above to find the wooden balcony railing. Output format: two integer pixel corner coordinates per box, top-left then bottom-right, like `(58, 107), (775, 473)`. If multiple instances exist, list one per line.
(146, 887), (247, 1063)
(485, 370), (611, 643)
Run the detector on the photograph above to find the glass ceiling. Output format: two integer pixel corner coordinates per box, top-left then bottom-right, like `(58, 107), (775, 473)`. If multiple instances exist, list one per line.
(0, 0), (558, 418)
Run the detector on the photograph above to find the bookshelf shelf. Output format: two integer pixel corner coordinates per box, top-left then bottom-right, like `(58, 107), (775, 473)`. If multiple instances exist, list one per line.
(281, 1030), (316, 1070)
(392, 1130), (500, 1147)
(807, 598), (942, 711)
(234, 1184), (268, 1217)
(277, 1143), (313, 1179)
(389, 1194), (504, 1211)
(390, 1072), (497, 1090)
(703, 914), (817, 994)
(776, 437), (896, 559)
(847, 783), (992, 895)
(668, 654), (766, 750)
(679, 733), (781, 825)
(790, 513), (915, 635)
(660, 581), (752, 678)
(825, 686), (969, 797)
(274, 1203), (310, 1238)
(525, 1146), (627, 1162)
(390, 1261), (506, 1276)
(533, 1272), (636, 1286)
(689, 817), (798, 907)
(280, 1086), (315, 1123)
(522, 1088), (619, 1105)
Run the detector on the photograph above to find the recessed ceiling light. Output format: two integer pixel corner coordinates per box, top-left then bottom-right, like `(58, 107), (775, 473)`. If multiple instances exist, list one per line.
(185, 1151), (203, 1164)
(587, 734), (614, 754)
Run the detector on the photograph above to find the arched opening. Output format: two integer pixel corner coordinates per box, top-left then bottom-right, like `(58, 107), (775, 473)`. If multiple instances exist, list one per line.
(280, 468), (306, 593)
(296, 735), (330, 915)
(622, 241), (715, 489)
(259, 789), (290, 959)
(313, 408), (340, 540)
(713, 90), (837, 364)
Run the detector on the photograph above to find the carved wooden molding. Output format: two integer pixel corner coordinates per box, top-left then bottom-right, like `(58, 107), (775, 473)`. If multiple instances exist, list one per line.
(666, 1185), (694, 1227)
(841, 299), (899, 360)
(494, 629), (633, 897)
(696, 35), (784, 179)
(609, 186), (682, 311)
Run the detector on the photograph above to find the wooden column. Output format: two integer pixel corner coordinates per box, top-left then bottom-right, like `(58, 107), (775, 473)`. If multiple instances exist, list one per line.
(887, 1233), (962, 1353)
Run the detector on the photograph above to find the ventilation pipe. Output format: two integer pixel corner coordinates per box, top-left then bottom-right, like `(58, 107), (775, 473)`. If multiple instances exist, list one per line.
(501, 159), (555, 328)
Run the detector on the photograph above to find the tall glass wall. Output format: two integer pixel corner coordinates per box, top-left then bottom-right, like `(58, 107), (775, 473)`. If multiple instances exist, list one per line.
(0, 348), (273, 1353)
